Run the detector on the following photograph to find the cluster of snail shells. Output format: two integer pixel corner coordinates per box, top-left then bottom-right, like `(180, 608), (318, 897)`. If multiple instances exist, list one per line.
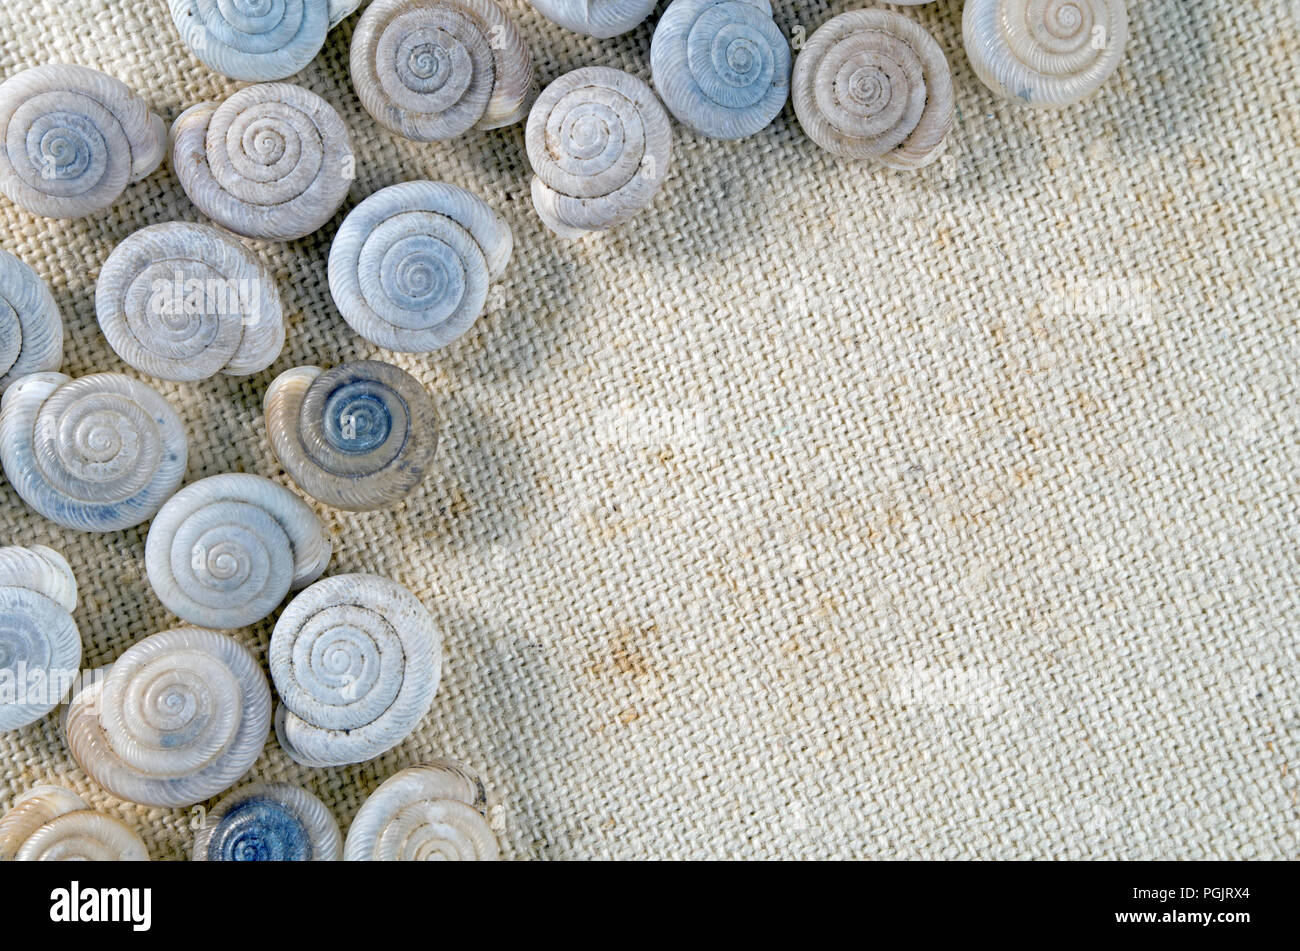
(270, 573), (443, 768)
(193, 781), (341, 861)
(0, 785), (148, 861)
(526, 66), (673, 239)
(95, 223), (284, 382)
(64, 628), (272, 808)
(0, 248), (63, 391)
(170, 0), (362, 82)
(0, 65), (166, 220)
(345, 760), (498, 860)
(963, 0), (1129, 108)
(793, 8), (954, 170)
(530, 0), (656, 39)
(171, 82), (356, 242)
(0, 372), (188, 532)
(265, 360), (438, 511)
(0, 545), (80, 731)
(352, 0), (536, 142)
(329, 181), (512, 352)
(650, 0), (791, 141)
(145, 474), (332, 631)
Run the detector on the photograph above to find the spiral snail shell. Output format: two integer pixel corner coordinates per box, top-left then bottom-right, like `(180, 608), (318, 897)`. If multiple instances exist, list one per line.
(0, 372), (188, 532)
(344, 761), (498, 860)
(328, 182), (512, 352)
(0, 545), (80, 732)
(145, 474), (331, 631)
(525, 66), (673, 239)
(650, 0), (791, 141)
(963, 0), (1129, 107)
(95, 223), (284, 382)
(64, 628), (272, 808)
(0, 248), (63, 391)
(264, 360), (438, 512)
(171, 82), (356, 242)
(529, 0), (656, 39)
(193, 781), (341, 861)
(351, 0), (536, 141)
(792, 9), (954, 169)
(270, 573), (442, 768)
(170, 0), (361, 83)
(0, 65), (166, 220)
(0, 786), (149, 861)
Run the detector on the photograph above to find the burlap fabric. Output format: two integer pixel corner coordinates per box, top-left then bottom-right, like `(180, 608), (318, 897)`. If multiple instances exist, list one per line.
(0, 0), (1295, 860)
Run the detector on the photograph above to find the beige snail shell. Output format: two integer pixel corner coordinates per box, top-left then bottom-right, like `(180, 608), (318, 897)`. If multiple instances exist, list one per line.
(0, 785), (149, 861)
(344, 760), (498, 860)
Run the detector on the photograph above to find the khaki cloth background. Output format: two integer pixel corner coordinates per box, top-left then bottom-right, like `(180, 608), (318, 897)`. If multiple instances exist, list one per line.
(0, 0), (1296, 860)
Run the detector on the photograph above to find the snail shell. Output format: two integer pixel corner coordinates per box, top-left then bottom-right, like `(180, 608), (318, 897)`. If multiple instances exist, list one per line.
(344, 760), (497, 860)
(193, 781), (341, 861)
(351, 0), (536, 141)
(145, 474), (332, 630)
(792, 9), (954, 169)
(264, 360), (438, 511)
(525, 66), (673, 239)
(0, 249), (63, 391)
(95, 223), (284, 382)
(169, 0), (358, 83)
(0, 545), (80, 732)
(270, 573), (442, 768)
(0, 786), (149, 861)
(963, 0), (1129, 107)
(171, 82), (356, 242)
(64, 628), (272, 808)
(0, 65), (166, 220)
(529, 0), (656, 39)
(328, 181), (512, 352)
(0, 372), (188, 532)
(650, 0), (791, 140)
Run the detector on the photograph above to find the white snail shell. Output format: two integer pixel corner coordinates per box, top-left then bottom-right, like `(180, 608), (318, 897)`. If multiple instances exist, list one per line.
(0, 545), (80, 732)
(352, 0), (536, 141)
(792, 9), (954, 169)
(963, 0), (1129, 107)
(525, 66), (673, 239)
(344, 761), (497, 860)
(145, 474), (332, 630)
(264, 360), (438, 511)
(270, 573), (442, 768)
(328, 181), (512, 352)
(650, 0), (791, 140)
(193, 781), (341, 861)
(95, 223), (284, 382)
(64, 628), (272, 808)
(171, 82), (356, 242)
(170, 0), (357, 83)
(0, 372), (188, 532)
(529, 0), (656, 39)
(0, 786), (149, 861)
(0, 248), (63, 391)
(0, 65), (166, 220)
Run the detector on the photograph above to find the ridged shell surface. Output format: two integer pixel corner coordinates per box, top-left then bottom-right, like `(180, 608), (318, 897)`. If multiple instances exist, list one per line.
(0, 546), (80, 731)
(270, 573), (442, 768)
(96, 222), (284, 382)
(525, 66), (673, 239)
(344, 761), (498, 860)
(0, 65), (166, 219)
(193, 781), (341, 860)
(0, 248), (63, 391)
(0, 372), (188, 532)
(530, 0), (656, 39)
(351, 0), (536, 141)
(0, 786), (148, 861)
(145, 474), (331, 630)
(170, 83), (356, 242)
(169, 0), (341, 82)
(264, 360), (438, 511)
(63, 628), (272, 808)
(328, 181), (512, 352)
